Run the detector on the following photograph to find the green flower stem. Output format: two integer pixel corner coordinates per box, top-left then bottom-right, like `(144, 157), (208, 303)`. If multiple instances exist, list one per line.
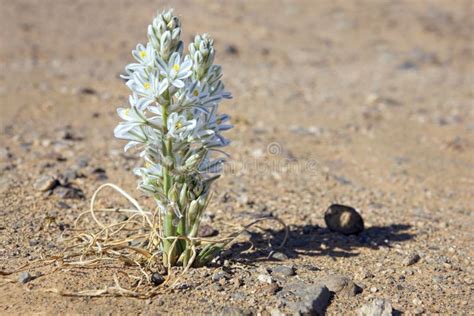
(161, 102), (177, 266)
(176, 205), (186, 239)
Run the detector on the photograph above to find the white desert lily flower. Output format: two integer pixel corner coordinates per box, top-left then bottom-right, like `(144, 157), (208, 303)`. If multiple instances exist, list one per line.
(167, 112), (196, 140)
(132, 43), (155, 67)
(158, 52), (192, 89)
(126, 69), (168, 104)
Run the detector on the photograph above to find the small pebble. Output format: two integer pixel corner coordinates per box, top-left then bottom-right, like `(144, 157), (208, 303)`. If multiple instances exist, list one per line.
(402, 253), (421, 266)
(271, 265), (295, 278)
(257, 274), (273, 284)
(357, 298), (392, 316)
(18, 272), (32, 284)
(33, 175), (58, 192)
(212, 270), (230, 282)
(270, 251), (289, 261)
(321, 274), (360, 297)
(28, 239), (39, 247)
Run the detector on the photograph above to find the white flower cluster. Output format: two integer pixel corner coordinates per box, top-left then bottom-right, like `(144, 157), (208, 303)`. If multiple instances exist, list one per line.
(114, 9), (232, 223)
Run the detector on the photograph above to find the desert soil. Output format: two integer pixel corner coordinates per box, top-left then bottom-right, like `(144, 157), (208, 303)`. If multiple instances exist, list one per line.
(0, 0), (473, 315)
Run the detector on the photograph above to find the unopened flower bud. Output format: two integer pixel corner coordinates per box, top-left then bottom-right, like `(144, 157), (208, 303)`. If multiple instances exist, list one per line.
(197, 194), (207, 208)
(179, 183), (188, 206)
(167, 185), (178, 202)
(188, 199), (198, 222)
(185, 153), (201, 169)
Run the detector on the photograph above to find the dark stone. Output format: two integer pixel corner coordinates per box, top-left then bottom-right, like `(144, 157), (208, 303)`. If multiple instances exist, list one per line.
(151, 272), (165, 286)
(324, 204), (364, 235)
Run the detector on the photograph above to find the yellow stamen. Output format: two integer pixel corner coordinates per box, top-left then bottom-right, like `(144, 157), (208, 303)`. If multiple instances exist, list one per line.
(193, 89), (199, 97)
(139, 51), (147, 58)
(144, 82), (150, 89)
(173, 64), (180, 72)
(145, 161), (152, 168)
(124, 109), (130, 116)
(175, 121), (183, 129)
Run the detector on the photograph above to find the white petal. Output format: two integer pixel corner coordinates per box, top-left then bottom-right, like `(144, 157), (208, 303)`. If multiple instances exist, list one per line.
(159, 79), (168, 95)
(169, 52), (180, 67)
(172, 79), (185, 89)
(117, 108), (130, 121)
(124, 141), (140, 152)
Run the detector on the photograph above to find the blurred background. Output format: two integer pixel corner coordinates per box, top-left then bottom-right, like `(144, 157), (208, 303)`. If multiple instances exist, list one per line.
(0, 0), (473, 313)
(1, 0), (472, 200)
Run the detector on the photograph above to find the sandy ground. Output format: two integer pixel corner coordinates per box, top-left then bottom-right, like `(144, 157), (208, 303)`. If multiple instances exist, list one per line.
(0, 0), (473, 314)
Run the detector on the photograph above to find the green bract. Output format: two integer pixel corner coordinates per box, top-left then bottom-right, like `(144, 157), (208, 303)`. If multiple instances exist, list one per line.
(114, 9), (232, 267)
